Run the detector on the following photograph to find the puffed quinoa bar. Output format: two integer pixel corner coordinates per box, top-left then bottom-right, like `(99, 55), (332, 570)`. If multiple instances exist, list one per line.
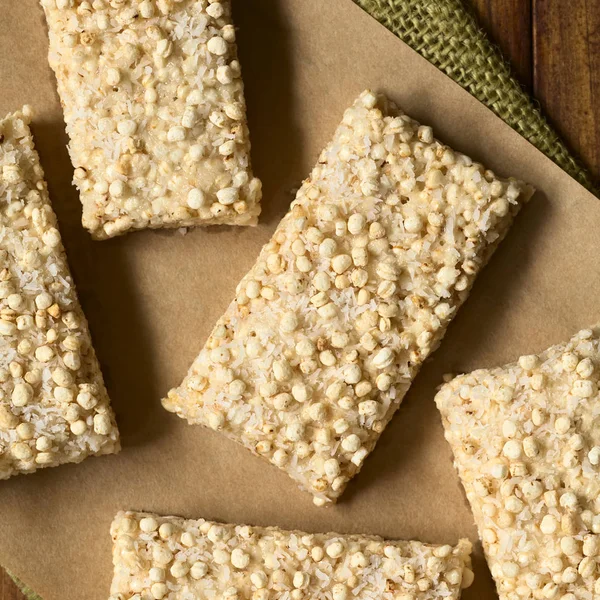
(109, 511), (474, 600)
(40, 0), (262, 239)
(163, 90), (533, 505)
(0, 108), (119, 479)
(435, 328), (600, 600)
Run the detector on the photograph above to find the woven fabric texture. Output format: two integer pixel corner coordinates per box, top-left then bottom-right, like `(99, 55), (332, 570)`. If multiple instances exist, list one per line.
(354, 0), (598, 194)
(8, 0), (598, 598)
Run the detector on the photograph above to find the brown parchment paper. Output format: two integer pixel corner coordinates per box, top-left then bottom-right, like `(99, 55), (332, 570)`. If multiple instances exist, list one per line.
(1, 1), (599, 598)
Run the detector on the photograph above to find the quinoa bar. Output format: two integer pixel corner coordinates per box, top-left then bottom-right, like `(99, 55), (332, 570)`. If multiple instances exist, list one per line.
(0, 108), (119, 479)
(163, 90), (533, 505)
(109, 511), (474, 600)
(40, 0), (262, 239)
(435, 328), (600, 599)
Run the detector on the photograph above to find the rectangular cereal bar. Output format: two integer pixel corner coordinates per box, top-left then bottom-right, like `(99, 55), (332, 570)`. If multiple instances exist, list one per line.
(435, 328), (600, 599)
(0, 108), (119, 479)
(163, 90), (533, 505)
(109, 511), (474, 599)
(40, 0), (262, 239)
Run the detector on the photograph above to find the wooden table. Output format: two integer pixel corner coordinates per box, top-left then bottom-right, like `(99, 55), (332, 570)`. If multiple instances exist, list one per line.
(1, 573), (25, 600)
(1, 1), (599, 599)
(473, 0), (600, 178)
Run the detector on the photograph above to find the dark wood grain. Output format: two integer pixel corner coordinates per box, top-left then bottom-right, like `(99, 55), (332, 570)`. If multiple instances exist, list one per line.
(471, 0), (533, 88)
(1, 571), (25, 600)
(472, 0), (600, 179)
(533, 0), (600, 176)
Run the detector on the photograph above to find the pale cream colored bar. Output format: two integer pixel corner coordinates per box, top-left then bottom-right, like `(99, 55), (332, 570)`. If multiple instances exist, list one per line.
(40, 0), (262, 239)
(0, 108), (119, 479)
(163, 90), (533, 505)
(435, 328), (600, 600)
(109, 511), (473, 600)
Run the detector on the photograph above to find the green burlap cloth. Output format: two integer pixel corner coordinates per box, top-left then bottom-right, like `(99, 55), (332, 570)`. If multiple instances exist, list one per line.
(355, 0), (598, 193)
(8, 1), (597, 598)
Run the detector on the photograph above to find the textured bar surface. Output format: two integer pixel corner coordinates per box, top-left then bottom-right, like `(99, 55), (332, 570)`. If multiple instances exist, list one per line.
(163, 90), (532, 505)
(0, 108), (119, 479)
(40, 0), (262, 239)
(435, 328), (600, 599)
(110, 511), (473, 600)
